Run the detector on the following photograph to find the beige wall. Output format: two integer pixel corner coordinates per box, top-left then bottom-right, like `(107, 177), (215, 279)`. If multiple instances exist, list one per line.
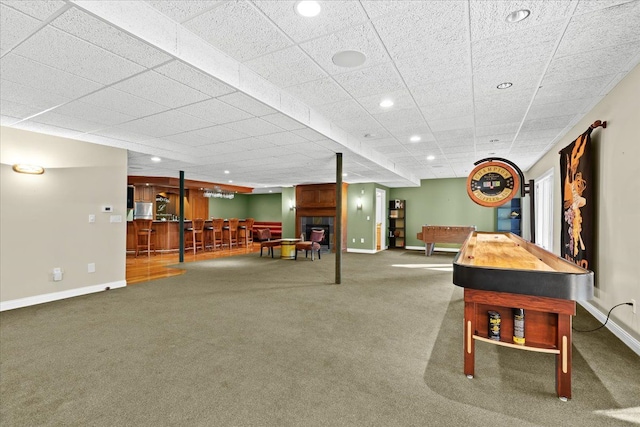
(0, 127), (128, 307)
(526, 65), (640, 342)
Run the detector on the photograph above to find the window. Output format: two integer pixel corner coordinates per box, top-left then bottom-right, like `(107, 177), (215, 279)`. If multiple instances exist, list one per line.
(534, 169), (554, 251)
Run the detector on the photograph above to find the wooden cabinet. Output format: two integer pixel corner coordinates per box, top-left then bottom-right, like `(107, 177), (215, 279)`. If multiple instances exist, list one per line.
(388, 199), (405, 249)
(134, 185), (154, 203)
(497, 198), (521, 236)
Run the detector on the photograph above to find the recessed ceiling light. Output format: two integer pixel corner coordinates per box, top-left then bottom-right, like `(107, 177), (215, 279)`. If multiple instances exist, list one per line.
(228, 180), (233, 183)
(269, 190), (273, 193)
(332, 50), (366, 68)
(150, 156), (161, 162)
(426, 155), (435, 161)
(410, 135), (421, 143)
(342, 173), (348, 177)
(379, 99), (394, 108)
(295, 1), (321, 17)
(506, 9), (530, 23)
(496, 82), (513, 89)
(224, 170), (230, 174)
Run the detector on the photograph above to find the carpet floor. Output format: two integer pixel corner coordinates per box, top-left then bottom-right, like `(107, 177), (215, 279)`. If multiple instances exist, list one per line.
(1, 250), (638, 426)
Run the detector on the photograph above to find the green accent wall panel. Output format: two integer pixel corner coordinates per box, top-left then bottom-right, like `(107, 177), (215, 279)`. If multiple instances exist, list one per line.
(246, 193), (282, 221)
(390, 178), (495, 247)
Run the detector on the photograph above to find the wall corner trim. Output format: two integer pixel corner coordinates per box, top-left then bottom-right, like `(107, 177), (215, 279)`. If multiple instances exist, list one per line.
(0, 280), (127, 312)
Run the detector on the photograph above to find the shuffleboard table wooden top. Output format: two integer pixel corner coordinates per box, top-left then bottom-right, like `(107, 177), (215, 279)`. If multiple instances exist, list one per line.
(453, 232), (593, 301)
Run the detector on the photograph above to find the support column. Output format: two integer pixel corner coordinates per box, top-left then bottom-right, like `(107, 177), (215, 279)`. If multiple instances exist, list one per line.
(335, 153), (342, 285)
(179, 171), (185, 263)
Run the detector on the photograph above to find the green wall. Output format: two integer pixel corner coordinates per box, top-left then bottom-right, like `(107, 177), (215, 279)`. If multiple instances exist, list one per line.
(246, 193), (282, 220)
(347, 183), (379, 251)
(390, 178), (495, 248)
(208, 194), (249, 219)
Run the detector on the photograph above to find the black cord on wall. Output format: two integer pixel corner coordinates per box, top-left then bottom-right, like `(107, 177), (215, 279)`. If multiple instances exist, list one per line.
(573, 302), (633, 332)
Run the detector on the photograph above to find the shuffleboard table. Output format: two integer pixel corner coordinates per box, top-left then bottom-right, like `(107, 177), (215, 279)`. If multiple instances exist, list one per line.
(453, 232), (593, 400)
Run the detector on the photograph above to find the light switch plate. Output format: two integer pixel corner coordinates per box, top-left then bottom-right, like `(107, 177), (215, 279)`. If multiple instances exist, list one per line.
(89, 214), (95, 223)
(110, 215), (122, 223)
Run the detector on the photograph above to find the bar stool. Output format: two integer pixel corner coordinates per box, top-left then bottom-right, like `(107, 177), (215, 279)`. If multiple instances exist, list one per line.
(222, 218), (239, 250)
(133, 219), (156, 257)
(210, 218), (224, 251)
(186, 218), (205, 254)
(237, 218), (254, 248)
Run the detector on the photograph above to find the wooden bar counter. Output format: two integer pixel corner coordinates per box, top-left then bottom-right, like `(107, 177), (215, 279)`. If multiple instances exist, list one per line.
(453, 232), (593, 400)
(127, 220), (198, 252)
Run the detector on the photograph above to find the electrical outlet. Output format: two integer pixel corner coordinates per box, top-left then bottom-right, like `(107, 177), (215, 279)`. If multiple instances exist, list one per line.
(88, 214), (95, 223)
(360, 238), (364, 243)
(352, 238), (355, 243)
(631, 299), (636, 314)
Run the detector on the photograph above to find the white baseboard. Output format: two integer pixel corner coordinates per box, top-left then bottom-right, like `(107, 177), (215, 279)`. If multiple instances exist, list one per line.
(579, 300), (640, 357)
(347, 248), (378, 254)
(406, 246), (460, 254)
(0, 280), (127, 312)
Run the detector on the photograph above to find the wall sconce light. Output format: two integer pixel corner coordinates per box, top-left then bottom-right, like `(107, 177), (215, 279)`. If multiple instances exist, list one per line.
(289, 200), (296, 211)
(12, 164), (45, 174)
(356, 198), (363, 210)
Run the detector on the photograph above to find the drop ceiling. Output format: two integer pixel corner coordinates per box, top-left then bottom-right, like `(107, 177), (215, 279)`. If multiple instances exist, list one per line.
(1, 0), (639, 191)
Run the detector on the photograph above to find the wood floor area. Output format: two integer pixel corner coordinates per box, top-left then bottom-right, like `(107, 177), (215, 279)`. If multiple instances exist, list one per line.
(126, 244), (261, 285)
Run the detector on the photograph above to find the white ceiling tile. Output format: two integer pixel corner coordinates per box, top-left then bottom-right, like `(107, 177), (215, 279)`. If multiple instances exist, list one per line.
(191, 125), (250, 143)
(373, 1), (468, 61)
(26, 110), (104, 133)
(1, 53), (103, 98)
(114, 117), (182, 139)
(51, 8), (171, 68)
(557, 0), (640, 56)
(81, 87), (168, 118)
(475, 123), (521, 138)
(520, 115), (575, 132)
(258, 131), (308, 146)
(433, 128), (474, 141)
(254, 0), (368, 43)
(0, 4), (41, 55)
(224, 117), (284, 137)
(184, 1), (292, 62)
(112, 70), (210, 108)
(357, 89), (416, 115)
(573, 0), (635, 15)
(177, 98), (253, 124)
(13, 25), (144, 85)
(1, 99), (44, 119)
(390, 128), (435, 144)
(292, 128), (327, 142)
(421, 100), (474, 121)
(244, 46), (326, 88)
(333, 62), (405, 98)
(535, 74), (614, 104)
(428, 115), (475, 132)
(217, 92), (277, 116)
(260, 113), (306, 131)
(300, 23), (388, 75)
(472, 21), (564, 72)
(372, 107), (426, 130)
(286, 77), (351, 106)
(145, 1), (223, 23)
(51, 100), (134, 127)
(2, 0), (67, 20)
(543, 41), (640, 86)
(395, 45), (470, 87)
(333, 116), (383, 133)
(412, 77), (472, 107)
(312, 99), (368, 122)
(527, 97), (600, 120)
(473, 65), (544, 97)
(0, 79), (71, 112)
(469, 1), (576, 42)
(143, 110), (216, 133)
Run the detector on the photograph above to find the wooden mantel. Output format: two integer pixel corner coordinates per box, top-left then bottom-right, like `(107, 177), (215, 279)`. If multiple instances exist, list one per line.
(295, 183), (348, 251)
